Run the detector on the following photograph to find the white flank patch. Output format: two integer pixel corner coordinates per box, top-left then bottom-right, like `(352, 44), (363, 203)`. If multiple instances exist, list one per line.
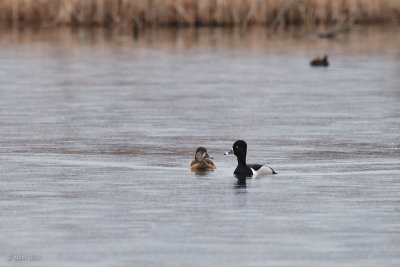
(255, 166), (274, 176)
(250, 167), (257, 177)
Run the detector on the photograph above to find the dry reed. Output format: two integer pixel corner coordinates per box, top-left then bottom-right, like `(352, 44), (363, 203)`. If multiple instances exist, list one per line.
(0, 0), (399, 28)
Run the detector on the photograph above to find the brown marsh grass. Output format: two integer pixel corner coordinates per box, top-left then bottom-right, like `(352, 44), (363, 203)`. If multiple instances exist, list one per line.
(0, 0), (399, 28)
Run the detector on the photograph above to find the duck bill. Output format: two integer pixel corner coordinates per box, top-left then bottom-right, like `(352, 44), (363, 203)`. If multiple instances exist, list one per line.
(224, 148), (234, 155)
(204, 152), (213, 160)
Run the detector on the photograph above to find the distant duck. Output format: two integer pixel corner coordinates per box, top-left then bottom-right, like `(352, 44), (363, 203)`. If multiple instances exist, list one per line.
(224, 140), (276, 178)
(310, 55), (329, 67)
(190, 147), (216, 171)
(317, 31), (337, 39)
(316, 25), (348, 39)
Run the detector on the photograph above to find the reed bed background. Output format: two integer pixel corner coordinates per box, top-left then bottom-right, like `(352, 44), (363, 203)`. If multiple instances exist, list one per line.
(0, 0), (399, 28)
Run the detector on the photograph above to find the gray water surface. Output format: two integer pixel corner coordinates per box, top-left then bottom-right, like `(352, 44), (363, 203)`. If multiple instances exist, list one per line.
(0, 26), (400, 267)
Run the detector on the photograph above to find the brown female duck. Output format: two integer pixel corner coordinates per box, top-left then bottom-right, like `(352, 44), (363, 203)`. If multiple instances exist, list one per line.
(190, 147), (216, 171)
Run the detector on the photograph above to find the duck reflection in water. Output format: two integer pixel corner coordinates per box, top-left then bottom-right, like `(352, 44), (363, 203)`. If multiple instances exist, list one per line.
(235, 174), (247, 188)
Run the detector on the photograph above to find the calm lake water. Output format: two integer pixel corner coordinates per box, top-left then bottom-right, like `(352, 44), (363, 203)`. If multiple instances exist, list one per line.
(0, 26), (399, 267)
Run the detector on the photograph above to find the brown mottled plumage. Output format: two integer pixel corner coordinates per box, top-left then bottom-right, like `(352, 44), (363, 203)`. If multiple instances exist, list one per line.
(190, 147), (216, 171)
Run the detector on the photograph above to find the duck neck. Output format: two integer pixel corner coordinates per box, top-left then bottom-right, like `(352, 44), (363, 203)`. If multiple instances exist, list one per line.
(237, 154), (247, 166)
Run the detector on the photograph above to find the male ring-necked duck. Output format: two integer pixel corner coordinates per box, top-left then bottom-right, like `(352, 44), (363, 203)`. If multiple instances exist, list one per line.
(310, 55), (329, 67)
(190, 147), (216, 171)
(225, 140), (276, 177)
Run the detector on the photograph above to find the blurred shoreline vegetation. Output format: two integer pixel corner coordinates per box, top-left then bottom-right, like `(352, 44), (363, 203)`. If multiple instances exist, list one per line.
(0, 0), (399, 29)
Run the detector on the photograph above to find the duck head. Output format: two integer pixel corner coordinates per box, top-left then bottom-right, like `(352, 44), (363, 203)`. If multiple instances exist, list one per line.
(322, 55), (329, 66)
(194, 147), (213, 162)
(225, 140), (247, 165)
